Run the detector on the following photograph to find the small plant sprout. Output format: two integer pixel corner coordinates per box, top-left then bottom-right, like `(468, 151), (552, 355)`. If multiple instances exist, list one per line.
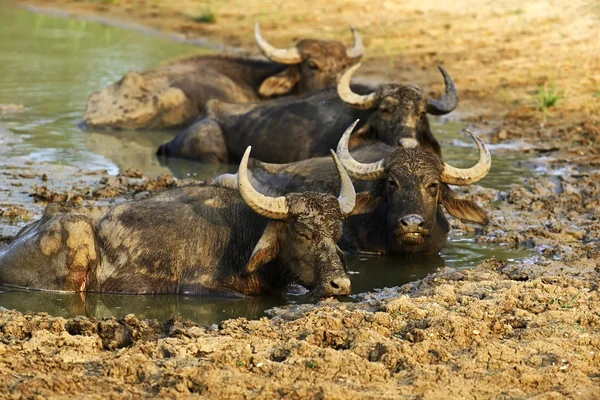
(535, 83), (563, 122)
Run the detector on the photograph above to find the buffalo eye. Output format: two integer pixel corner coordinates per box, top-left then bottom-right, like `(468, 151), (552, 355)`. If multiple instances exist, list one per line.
(298, 228), (314, 241)
(380, 105), (393, 114)
(387, 178), (398, 188)
(427, 182), (439, 196)
(307, 60), (320, 70)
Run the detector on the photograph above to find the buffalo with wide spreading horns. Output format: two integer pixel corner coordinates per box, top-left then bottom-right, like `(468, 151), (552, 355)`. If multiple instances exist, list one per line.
(81, 23), (364, 130)
(157, 63), (457, 164)
(214, 121), (491, 255)
(0, 147), (365, 298)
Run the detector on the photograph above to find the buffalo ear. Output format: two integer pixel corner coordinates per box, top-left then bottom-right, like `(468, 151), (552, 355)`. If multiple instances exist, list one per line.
(441, 186), (489, 224)
(258, 68), (300, 97)
(349, 192), (381, 216)
(243, 222), (282, 275)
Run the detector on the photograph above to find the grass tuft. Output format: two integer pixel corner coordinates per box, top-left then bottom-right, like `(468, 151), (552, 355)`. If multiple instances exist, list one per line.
(535, 83), (562, 121)
(193, 8), (216, 24)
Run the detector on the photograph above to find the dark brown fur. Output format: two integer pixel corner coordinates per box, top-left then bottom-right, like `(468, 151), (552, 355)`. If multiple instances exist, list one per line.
(0, 186), (351, 297)
(215, 144), (488, 255)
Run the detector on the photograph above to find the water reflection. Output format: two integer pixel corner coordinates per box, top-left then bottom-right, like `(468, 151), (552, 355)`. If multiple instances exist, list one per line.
(0, 253), (442, 325)
(84, 128), (237, 179)
(0, 4), (204, 167)
(0, 239), (530, 325)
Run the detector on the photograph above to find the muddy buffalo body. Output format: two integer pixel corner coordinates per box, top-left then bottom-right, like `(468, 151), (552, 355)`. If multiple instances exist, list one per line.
(213, 123), (491, 255)
(156, 64), (458, 164)
(0, 149), (363, 298)
(81, 23), (364, 130)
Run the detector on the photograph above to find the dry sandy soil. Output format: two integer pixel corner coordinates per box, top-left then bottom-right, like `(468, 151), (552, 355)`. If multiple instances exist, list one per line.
(1, 0), (599, 398)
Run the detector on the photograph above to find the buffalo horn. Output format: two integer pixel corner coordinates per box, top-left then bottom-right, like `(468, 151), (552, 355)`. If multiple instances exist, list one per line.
(336, 120), (385, 180)
(426, 66), (459, 115)
(238, 146), (290, 219)
(337, 64), (378, 109)
(330, 150), (356, 216)
(346, 26), (364, 59)
(212, 173), (238, 189)
(440, 130), (491, 185)
(254, 22), (302, 65)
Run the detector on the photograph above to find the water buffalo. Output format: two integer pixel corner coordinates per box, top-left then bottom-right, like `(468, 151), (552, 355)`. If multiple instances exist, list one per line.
(156, 63), (457, 164)
(0, 148), (362, 298)
(213, 121), (490, 255)
(81, 23), (364, 130)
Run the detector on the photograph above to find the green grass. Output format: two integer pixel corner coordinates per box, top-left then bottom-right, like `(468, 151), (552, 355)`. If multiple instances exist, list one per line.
(535, 83), (563, 121)
(193, 8), (216, 24)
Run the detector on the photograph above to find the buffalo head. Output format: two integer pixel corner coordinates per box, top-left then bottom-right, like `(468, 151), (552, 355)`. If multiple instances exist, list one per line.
(337, 63), (459, 154)
(255, 22), (364, 97)
(337, 123), (490, 254)
(238, 146), (357, 298)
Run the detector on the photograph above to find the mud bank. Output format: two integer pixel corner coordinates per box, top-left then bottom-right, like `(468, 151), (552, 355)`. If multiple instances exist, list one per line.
(1, 258), (599, 398)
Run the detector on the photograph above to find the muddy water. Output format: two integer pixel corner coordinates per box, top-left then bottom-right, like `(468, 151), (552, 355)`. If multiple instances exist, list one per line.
(0, 5), (532, 325)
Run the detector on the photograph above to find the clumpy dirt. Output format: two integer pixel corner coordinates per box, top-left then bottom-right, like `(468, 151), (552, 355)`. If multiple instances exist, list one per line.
(0, 160), (182, 238)
(2, 0), (600, 398)
(0, 258), (598, 398)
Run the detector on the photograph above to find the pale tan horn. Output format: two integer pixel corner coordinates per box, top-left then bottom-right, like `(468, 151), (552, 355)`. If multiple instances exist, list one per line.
(440, 129), (491, 185)
(254, 22), (302, 65)
(238, 146), (290, 219)
(336, 120), (385, 180)
(337, 63), (378, 109)
(346, 26), (364, 59)
(330, 150), (356, 216)
(212, 173), (238, 189)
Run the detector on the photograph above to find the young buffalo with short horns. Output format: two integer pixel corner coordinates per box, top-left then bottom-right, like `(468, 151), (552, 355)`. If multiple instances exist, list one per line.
(0, 148), (360, 298)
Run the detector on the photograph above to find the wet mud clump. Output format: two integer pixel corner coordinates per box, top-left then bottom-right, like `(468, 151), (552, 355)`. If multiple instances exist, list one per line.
(0, 258), (598, 398)
(30, 169), (178, 204)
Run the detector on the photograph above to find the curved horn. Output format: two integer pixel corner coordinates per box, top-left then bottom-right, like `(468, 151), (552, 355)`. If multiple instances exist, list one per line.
(238, 146), (290, 219)
(346, 26), (364, 59)
(212, 173), (238, 189)
(426, 66), (459, 115)
(440, 130), (491, 185)
(337, 63), (378, 110)
(330, 150), (356, 216)
(254, 22), (302, 65)
(336, 120), (385, 180)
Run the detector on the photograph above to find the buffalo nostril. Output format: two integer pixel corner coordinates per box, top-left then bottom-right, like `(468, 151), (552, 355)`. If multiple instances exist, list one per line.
(328, 277), (351, 295)
(401, 215), (425, 228)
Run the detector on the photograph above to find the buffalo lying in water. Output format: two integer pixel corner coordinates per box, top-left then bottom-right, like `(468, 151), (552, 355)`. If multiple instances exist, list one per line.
(81, 23), (364, 130)
(157, 63), (457, 164)
(0, 148), (363, 298)
(213, 122), (490, 255)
